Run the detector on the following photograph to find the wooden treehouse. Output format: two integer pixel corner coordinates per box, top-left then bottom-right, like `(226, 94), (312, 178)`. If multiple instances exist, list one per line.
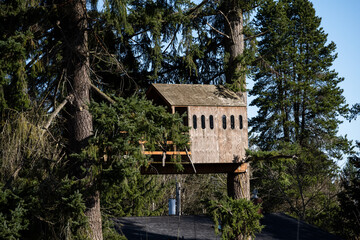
(142, 84), (248, 175)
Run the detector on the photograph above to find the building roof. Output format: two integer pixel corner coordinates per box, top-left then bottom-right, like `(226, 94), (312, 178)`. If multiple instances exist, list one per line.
(115, 215), (219, 240)
(257, 213), (342, 240)
(146, 84), (246, 107)
(115, 213), (343, 240)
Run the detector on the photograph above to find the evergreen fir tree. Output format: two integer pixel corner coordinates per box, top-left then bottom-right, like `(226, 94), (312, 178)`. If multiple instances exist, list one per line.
(250, 0), (350, 225)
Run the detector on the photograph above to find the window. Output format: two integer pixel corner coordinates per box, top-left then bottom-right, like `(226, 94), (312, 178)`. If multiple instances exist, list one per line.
(222, 115), (227, 129)
(175, 107), (188, 126)
(193, 115), (197, 129)
(209, 115), (214, 129)
(201, 115), (206, 129)
(239, 115), (243, 129)
(230, 115), (235, 129)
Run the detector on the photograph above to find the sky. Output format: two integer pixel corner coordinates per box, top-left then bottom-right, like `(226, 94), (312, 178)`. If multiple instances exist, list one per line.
(248, 0), (360, 166)
(310, 0), (360, 146)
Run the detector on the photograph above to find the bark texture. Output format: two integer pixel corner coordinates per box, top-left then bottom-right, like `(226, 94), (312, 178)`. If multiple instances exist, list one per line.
(62, 0), (102, 239)
(222, 0), (250, 203)
(223, 0), (245, 85)
(227, 172), (250, 200)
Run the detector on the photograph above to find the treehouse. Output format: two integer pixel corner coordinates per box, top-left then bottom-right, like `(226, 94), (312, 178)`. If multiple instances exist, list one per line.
(142, 84), (248, 174)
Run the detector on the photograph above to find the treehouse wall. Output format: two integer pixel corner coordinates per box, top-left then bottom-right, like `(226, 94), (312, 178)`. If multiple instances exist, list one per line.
(188, 106), (248, 164)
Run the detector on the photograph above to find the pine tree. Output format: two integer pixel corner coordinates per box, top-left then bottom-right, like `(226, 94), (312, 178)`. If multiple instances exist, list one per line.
(250, 0), (350, 224)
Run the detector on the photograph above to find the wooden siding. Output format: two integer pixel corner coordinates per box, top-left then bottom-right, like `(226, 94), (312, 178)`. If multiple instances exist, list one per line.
(188, 106), (248, 164)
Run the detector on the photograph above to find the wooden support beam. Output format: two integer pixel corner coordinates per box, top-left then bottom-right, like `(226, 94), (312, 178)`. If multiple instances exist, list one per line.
(139, 140), (190, 145)
(142, 151), (191, 155)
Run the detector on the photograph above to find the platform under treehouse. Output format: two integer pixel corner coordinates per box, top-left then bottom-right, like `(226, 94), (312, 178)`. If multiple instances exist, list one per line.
(141, 84), (248, 175)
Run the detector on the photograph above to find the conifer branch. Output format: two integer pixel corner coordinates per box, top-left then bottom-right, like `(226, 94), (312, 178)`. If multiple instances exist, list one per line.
(43, 94), (74, 130)
(244, 30), (269, 41)
(90, 83), (115, 105)
(162, 25), (181, 54)
(186, 0), (209, 17)
(206, 22), (230, 39)
(256, 56), (281, 77)
(246, 154), (297, 163)
(219, 10), (234, 40)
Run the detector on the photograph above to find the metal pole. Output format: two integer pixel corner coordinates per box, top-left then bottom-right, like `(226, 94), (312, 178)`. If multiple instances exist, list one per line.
(176, 180), (181, 216)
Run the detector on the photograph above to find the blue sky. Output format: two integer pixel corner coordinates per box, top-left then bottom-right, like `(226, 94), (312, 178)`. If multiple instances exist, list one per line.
(310, 0), (360, 148)
(248, 1), (360, 165)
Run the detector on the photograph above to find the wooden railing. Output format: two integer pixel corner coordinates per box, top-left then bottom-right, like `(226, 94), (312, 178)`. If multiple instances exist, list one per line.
(139, 141), (191, 156)
(139, 140), (195, 172)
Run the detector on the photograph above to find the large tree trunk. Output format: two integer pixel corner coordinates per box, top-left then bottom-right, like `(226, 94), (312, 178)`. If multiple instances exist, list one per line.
(62, 0), (103, 239)
(222, 0), (250, 203)
(227, 172), (250, 200)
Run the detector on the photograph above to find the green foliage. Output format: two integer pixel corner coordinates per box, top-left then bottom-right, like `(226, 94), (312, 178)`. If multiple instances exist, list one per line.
(249, 0), (350, 230)
(180, 174), (227, 215)
(102, 216), (128, 240)
(349, 103), (360, 121)
(0, 95), (189, 239)
(0, 0), (34, 113)
(251, 0), (348, 151)
(0, 110), (91, 239)
(84, 96), (189, 217)
(251, 141), (341, 223)
(336, 141), (360, 239)
(205, 196), (263, 240)
(0, 185), (28, 240)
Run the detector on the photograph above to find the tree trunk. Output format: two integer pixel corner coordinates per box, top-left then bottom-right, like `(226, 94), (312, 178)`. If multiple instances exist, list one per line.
(222, 0), (250, 203)
(62, 0), (102, 239)
(223, 0), (245, 93)
(227, 172), (250, 200)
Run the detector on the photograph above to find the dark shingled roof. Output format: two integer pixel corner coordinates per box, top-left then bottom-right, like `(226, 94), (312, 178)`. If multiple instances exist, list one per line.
(257, 213), (342, 240)
(115, 213), (343, 240)
(115, 215), (220, 240)
(147, 84), (246, 107)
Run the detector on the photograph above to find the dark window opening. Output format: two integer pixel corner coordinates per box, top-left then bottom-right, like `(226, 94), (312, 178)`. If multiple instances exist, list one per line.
(239, 115), (243, 129)
(230, 115), (235, 129)
(209, 115), (214, 129)
(193, 115), (197, 129)
(201, 115), (206, 129)
(222, 115), (227, 129)
(175, 107), (188, 126)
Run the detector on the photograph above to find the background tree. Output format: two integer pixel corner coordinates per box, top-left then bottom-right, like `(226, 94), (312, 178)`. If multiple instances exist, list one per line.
(336, 141), (360, 239)
(249, 0), (350, 227)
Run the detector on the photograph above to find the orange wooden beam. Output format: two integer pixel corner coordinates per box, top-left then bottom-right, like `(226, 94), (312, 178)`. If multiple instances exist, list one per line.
(142, 151), (191, 155)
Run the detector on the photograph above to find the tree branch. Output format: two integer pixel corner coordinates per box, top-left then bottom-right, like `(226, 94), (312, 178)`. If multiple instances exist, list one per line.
(218, 10), (233, 40)
(244, 30), (269, 41)
(43, 94), (74, 130)
(90, 83), (115, 105)
(206, 22), (230, 39)
(246, 154), (297, 163)
(185, 0), (209, 17)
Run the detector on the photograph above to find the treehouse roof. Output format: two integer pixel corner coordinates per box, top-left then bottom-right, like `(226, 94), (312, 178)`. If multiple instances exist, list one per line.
(147, 84), (246, 107)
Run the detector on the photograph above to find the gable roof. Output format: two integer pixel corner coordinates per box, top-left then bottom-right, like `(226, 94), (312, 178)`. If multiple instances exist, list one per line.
(146, 84), (246, 107)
